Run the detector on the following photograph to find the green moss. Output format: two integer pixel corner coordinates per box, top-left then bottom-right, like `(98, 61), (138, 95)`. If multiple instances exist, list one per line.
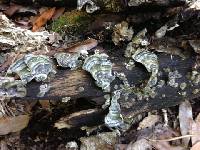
(51, 10), (92, 36)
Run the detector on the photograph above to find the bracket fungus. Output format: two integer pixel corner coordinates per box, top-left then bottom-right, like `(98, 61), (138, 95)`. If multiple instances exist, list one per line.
(54, 52), (82, 70)
(8, 54), (56, 83)
(82, 52), (115, 92)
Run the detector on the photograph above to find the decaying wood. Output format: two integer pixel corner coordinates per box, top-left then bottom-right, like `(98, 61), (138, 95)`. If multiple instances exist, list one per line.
(9, 0), (185, 8)
(54, 109), (106, 129)
(23, 52), (200, 119)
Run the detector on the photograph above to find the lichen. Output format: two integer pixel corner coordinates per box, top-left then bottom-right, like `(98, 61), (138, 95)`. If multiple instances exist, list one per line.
(128, 0), (146, 6)
(112, 21), (134, 45)
(37, 84), (50, 97)
(167, 70), (182, 88)
(51, 10), (92, 36)
(180, 82), (187, 90)
(190, 70), (200, 85)
(102, 94), (111, 109)
(62, 97), (71, 103)
(157, 80), (165, 88)
(77, 0), (100, 13)
(193, 89), (199, 94)
(125, 59), (135, 70)
(0, 77), (26, 97)
(78, 86), (85, 92)
(97, 0), (125, 12)
(0, 13), (51, 52)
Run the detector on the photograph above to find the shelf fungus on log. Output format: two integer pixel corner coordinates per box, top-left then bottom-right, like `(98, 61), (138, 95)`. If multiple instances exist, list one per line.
(105, 90), (129, 131)
(125, 28), (159, 88)
(78, 0), (126, 13)
(77, 0), (100, 13)
(54, 52), (82, 70)
(82, 52), (115, 92)
(0, 77), (26, 97)
(132, 50), (159, 87)
(8, 54), (56, 83)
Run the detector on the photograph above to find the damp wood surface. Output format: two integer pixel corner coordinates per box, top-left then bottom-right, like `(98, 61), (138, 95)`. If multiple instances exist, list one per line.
(10, 0), (185, 8)
(23, 52), (200, 118)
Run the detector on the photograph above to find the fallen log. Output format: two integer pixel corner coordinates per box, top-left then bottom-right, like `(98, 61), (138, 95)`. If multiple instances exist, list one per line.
(23, 51), (200, 120)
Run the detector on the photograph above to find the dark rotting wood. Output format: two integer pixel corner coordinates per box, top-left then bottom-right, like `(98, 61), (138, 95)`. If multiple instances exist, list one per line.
(23, 52), (200, 119)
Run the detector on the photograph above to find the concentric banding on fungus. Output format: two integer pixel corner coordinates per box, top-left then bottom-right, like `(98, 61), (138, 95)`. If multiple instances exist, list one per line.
(82, 52), (115, 92)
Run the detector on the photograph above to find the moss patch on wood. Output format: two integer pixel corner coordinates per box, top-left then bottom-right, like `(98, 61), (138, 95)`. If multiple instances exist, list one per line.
(51, 10), (92, 36)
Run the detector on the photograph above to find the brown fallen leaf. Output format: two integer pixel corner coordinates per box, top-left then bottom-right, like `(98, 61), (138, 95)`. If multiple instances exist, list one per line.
(190, 113), (200, 145)
(80, 132), (117, 150)
(137, 114), (160, 130)
(191, 141), (200, 150)
(188, 1), (200, 11)
(115, 144), (128, 150)
(179, 100), (193, 147)
(196, 113), (200, 122)
(32, 7), (56, 32)
(126, 139), (152, 150)
(54, 108), (103, 129)
(0, 115), (30, 135)
(39, 100), (51, 110)
(17, 6), (37, 14)
(38, 37), (98, 56)
(151, 141), (186, 150)
(58, 38), (98, 54)
(14, 18), (32, 29)
(0, 4), (8, 11)
(3, 3), (23, 17)
(52, 7), (65, 20)
(190, 122), (200, 146)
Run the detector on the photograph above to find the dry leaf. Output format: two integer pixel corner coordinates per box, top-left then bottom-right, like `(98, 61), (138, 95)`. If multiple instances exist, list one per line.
(39, 100), (51, 110)
(80, 132), (117, 150)
(0, 115), (30, 135)
(190, 113), (200, 145)
(137, 114), (160, 130)
(191, 141), (200, 150)
(17, 6), (37, 14)
(52, 7), (65, 20)
(190, 121), (200, 145)
(196, 113), (200, 123)
(0, 4), (8, 11)
(151, 141), (186, 150)
(115, 144), (128, 150)
(179, 100), (193, 147)
(65, 38), (98, 54)
(189, 1), (200, 10)
(3, 3), (22, 17)
(126, 139), (152, 150)
(32, 7), (56, 32)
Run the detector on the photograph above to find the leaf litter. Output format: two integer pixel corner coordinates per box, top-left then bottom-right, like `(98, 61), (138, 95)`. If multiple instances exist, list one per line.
(0, 0), (200, 149)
